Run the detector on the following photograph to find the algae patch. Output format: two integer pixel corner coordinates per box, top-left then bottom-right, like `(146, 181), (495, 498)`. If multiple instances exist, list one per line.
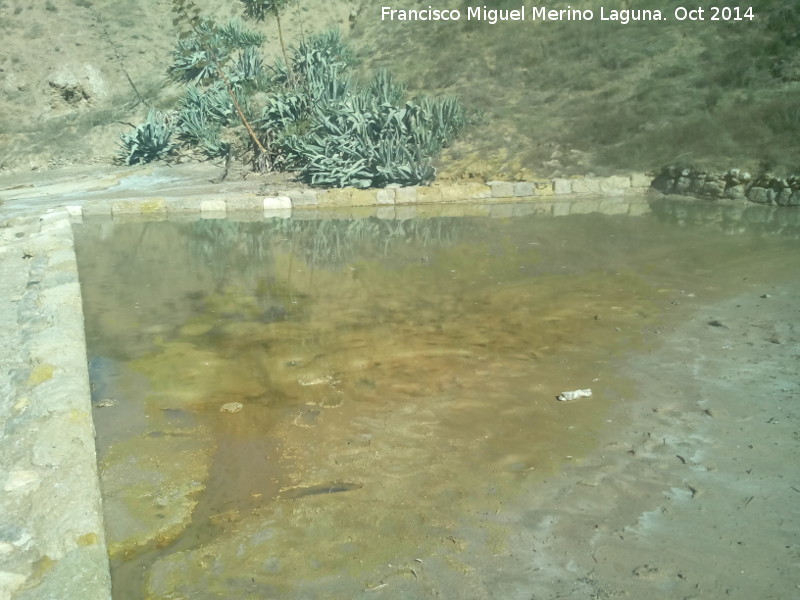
(99, 425), (212, 559)
(26, 363), (55, 386)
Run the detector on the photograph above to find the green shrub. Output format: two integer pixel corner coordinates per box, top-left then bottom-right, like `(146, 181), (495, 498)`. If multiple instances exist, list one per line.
(118, 108), (177, 165)
(239, 0), (289, 22)
(150, 5), (466, 186)
(169, 19), (265, 85)
(257, 31), (466, 187)
(176, 85), (232, 158)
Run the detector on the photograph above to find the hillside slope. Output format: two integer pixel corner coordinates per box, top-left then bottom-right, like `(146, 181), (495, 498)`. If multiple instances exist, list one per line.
(1, 0), (798, 180)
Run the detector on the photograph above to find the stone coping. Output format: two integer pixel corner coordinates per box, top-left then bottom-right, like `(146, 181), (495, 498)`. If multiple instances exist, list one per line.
(1, 212), (112, 600)
(71, 195), (656, 223)
(64, 173), (653, 220)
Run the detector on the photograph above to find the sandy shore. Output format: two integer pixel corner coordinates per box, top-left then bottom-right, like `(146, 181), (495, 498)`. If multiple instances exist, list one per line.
(488, 280), (800, 599)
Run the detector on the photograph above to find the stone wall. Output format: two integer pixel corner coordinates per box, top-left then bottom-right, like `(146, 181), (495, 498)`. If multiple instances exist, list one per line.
(69, 173), (653, 219)
(0, 212), (112, 600)
(652, 166), (800, 207)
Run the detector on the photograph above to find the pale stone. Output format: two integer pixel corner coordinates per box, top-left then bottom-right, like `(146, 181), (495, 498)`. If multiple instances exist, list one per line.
(226, 197), (263, 211)
(285, 190), (319, 207)
(436, 183), (491, 202)
(724, 185), (746, 200)
(263, 196), (292, 210)
(702, 180), (725, 198)
(774, 187), (793, 206)
(81, 202), (112, 216)
(571, 178), (601, 195)
(553, 179), (572, 195)
(200, 199), (226, 212)
(112, 199), (167, 215)
(630, 173), (652, 188)
(4, 470), (40, 493)
(462, 182), (492, 199)
(320, 188), (375, 207)
(167, 198), (204, 213)
(513, 182), (535, 197)
(352, 189), (379, 206)
(600, 176), (631, 193)
(487, 181), (514, 198)
(323, 189), (367, 206)
(376, 188), (395, 205)
(532, 180), (554, 196)
(395, 187), (418, 204)
(0, 571), (27, 596)
(747, 187), (773, 204)
(47, 64), (107, 102)
(297, 375), (336, 386)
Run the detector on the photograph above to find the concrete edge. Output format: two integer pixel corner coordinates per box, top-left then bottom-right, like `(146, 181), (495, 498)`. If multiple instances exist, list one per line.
(67, 174), (656, 220)
(2, 210), (112, 600)
(69, 194), (658, 223)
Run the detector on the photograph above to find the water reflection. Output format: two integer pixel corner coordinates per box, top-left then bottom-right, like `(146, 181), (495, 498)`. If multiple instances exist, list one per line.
(72, 197), (799, 599)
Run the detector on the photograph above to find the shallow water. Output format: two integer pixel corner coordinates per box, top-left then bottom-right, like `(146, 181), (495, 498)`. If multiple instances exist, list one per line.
(73, 197), (800, 599)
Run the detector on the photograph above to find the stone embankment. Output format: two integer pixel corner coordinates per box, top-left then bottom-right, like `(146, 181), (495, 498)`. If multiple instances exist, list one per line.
(652, 166), (800, 206)
(0, 212), (111, 600)
(66, 173), (653, 218)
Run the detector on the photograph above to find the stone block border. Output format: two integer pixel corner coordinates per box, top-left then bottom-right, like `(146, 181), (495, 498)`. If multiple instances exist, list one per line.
(1, 212), (112, 600)
(70, 173), (655, 219)
(66, 169), (800, 221)
(652, 166), (800, 206)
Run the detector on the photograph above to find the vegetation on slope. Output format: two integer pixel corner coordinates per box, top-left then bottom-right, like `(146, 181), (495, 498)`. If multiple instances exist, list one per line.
(0, 0), (797, 180)
(350, 0), (800, 180)
(117, 1), (467, 188)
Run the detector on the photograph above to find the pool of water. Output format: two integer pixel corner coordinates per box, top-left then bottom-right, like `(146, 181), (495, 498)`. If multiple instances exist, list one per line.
(73, 197), (800, 599)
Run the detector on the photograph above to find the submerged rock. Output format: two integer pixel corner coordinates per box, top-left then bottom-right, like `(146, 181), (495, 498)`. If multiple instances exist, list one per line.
(98, 423), (212, 559)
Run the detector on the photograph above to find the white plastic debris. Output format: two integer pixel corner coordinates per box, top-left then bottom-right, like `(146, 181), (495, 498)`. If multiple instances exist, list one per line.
(557, 389), (592, 402)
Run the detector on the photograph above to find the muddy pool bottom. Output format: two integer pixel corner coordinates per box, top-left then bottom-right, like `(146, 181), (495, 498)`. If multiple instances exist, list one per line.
(72, 197), (800, 599)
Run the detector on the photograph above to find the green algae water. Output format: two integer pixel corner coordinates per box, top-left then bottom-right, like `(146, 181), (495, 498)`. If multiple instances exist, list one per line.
(73, 197), (800, 599)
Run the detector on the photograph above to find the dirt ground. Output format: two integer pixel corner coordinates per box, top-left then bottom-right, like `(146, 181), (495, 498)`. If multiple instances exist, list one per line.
(495, 281), (800, 599)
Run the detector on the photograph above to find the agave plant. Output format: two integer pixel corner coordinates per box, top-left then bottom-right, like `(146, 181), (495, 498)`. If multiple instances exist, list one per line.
(366, 69), (406, 106)
(169, 19), (265, 85)
(118, 109), (177, 165)
(153, 8), (468, 182)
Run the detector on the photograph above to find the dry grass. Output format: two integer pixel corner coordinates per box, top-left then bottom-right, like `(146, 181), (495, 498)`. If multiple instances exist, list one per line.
(351, 0), (800, 179)
(0, 0), (797, 178)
